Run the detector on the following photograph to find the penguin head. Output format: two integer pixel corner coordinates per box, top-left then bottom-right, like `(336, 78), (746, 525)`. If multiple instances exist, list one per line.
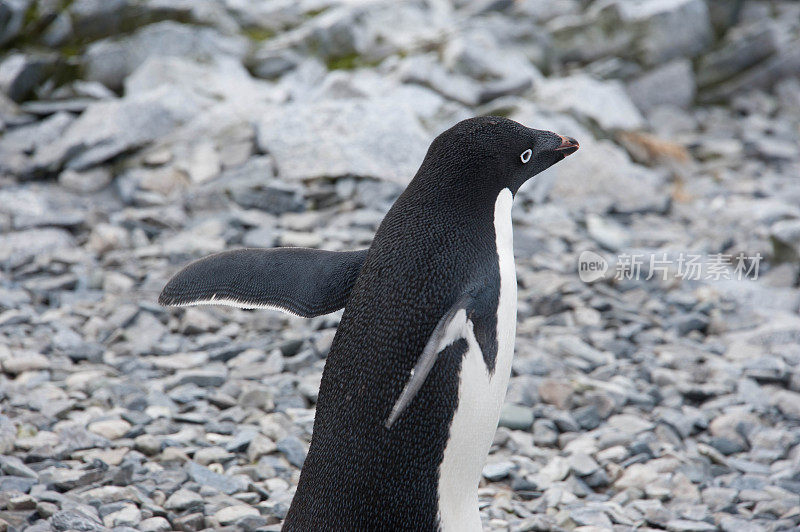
(419, 116), (578, 196)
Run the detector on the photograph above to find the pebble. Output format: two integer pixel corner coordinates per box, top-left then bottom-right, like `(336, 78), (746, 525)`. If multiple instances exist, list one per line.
(499, 404), (534, 430)
(215, 505), (260, 526)
(87, 419), (132, 440)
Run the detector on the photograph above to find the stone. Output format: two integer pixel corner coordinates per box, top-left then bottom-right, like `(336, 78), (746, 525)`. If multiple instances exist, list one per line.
(139, 516), (171, 532)
(0, 228), (74, 269)
(172, 512), (205, 532)
(58, 168), (113, 194)
(482, 461), (515, 481)
(0, 111), (74, 158)
(87, 419), (131, 440)
(570, 507), (613, 528)
(50, 509), (106, 532)
(539, 379), (574, 409)
(623, 0), (713, 66)
(569, 452), (600, 476)
(103, 504), (141, 528)
(498, 404), (534, 430)
(1, 352), (50, 374)
(247, 434), (278, 462)
(665, 519), (716, 532)
(670, 313), (709, 335)
(7, 494), (36, 510)
(772, 390), (800, 420)
(0, 0), (29, 47)
(164, 488), (203, 511)
(0, 456), (37, 479)
(607, 414), (655, 434)
(627, 60), (695, 111)
(532, 419), (559, 446)
(34, 86), (203, 172)
(215, 505), (259, 526)
(186, 461), (247, 495)
(255, 98), (432, 184)
(538, 74), (645, 131)
(0, 53), (53, 102)
(276, 436), (307, 468)
(84, 21), (249, 90)
(697, 22), (779, 89)
(771, 219), (800, 262)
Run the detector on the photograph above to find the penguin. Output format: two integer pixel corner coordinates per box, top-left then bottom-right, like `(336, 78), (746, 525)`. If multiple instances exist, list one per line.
(159, 116), (579, 531)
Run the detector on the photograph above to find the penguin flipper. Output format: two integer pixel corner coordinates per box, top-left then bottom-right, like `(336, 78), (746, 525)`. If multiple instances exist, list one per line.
(386, 287), (494, 429)
(159, 247), (369, 318)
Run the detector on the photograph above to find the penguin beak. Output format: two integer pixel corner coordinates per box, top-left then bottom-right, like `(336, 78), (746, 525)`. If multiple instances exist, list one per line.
(554, 135), (579, 156)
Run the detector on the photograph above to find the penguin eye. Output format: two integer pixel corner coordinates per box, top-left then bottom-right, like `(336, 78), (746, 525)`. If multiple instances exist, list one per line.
(520, 149), (532, 163)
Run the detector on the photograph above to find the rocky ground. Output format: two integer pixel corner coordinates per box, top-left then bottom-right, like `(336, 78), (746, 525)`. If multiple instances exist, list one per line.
(1, 0), (800, 530)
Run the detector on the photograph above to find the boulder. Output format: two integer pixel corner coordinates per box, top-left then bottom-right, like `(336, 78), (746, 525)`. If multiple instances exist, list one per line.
(256, 98), (432, 183)
(537, 74), (645, 131)
(627, 59), (695, 111)
(83, 21), (249, 90)
(33, 86), (204, 173)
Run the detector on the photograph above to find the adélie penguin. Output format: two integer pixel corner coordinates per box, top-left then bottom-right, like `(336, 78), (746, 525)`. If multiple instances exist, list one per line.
(159, 116), (579, 530)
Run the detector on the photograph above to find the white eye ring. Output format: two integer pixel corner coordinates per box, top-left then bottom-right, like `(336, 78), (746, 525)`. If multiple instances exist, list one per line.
(520, 149), (532, 163)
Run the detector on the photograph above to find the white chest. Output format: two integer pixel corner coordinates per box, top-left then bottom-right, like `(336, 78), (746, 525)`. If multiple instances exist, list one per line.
(437, 189), (518, 531)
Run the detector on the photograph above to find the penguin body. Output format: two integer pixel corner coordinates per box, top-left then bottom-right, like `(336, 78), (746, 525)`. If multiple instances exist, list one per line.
(160, 117), (579, 530)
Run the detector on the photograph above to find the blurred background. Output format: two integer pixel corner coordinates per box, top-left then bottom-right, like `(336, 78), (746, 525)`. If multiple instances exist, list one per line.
(1, 0), (800, 531)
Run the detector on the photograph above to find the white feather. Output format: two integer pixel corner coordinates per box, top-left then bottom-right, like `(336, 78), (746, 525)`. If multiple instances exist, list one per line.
(437, 188), (517, 531)
(165, 296), (307, 318)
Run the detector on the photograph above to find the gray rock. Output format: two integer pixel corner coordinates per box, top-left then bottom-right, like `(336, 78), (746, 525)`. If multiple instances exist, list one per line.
(499, 404), (535, 430)
(532, 419), (559, 446)
(569, 452), (600, 476)
(164, 488), (203, 511)
(0, 53), (54, 102)
(138, 517), (171, 532)
(697, 22), (779, 89)
(0, 111), (75, 159)
(58, 167), (113, 194)
(622, 0), (712, 66)
(41, 11), (73, 47)
(570, 507), (613, 528)
(700, 41), (800, 103)
(186, 461), (247, 495)
(482, 461), (515, 481)
(550, 0), (711, 67)
(670, 313), (709, 335)
(103, 504), (141, 528)
(69, 0), (133, 42)
(665, 519), (716, 532)
(276, 436), (307, 468)
(0, 456), (37, 479)
(84, 21), (249, 90)
(0, 0), (29, 47)
(586, 213), (631, 251)
(771, 219), (800, 262)
(50, 509), (106, 532)
(215, 505), (259, 526)
(174, 368), (227, 388)
(627, 59), (695, 111)
(256, 98), (432, 183)
(398, 54), (483, 107)
(0, 228), (74, 268)
(538, 74), (645, 131)
(34, 86), (203, 173)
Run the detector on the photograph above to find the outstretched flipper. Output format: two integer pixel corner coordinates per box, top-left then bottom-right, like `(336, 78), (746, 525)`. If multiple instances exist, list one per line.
(385, 284), (498, 428)
(159, 248), (369, 318)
